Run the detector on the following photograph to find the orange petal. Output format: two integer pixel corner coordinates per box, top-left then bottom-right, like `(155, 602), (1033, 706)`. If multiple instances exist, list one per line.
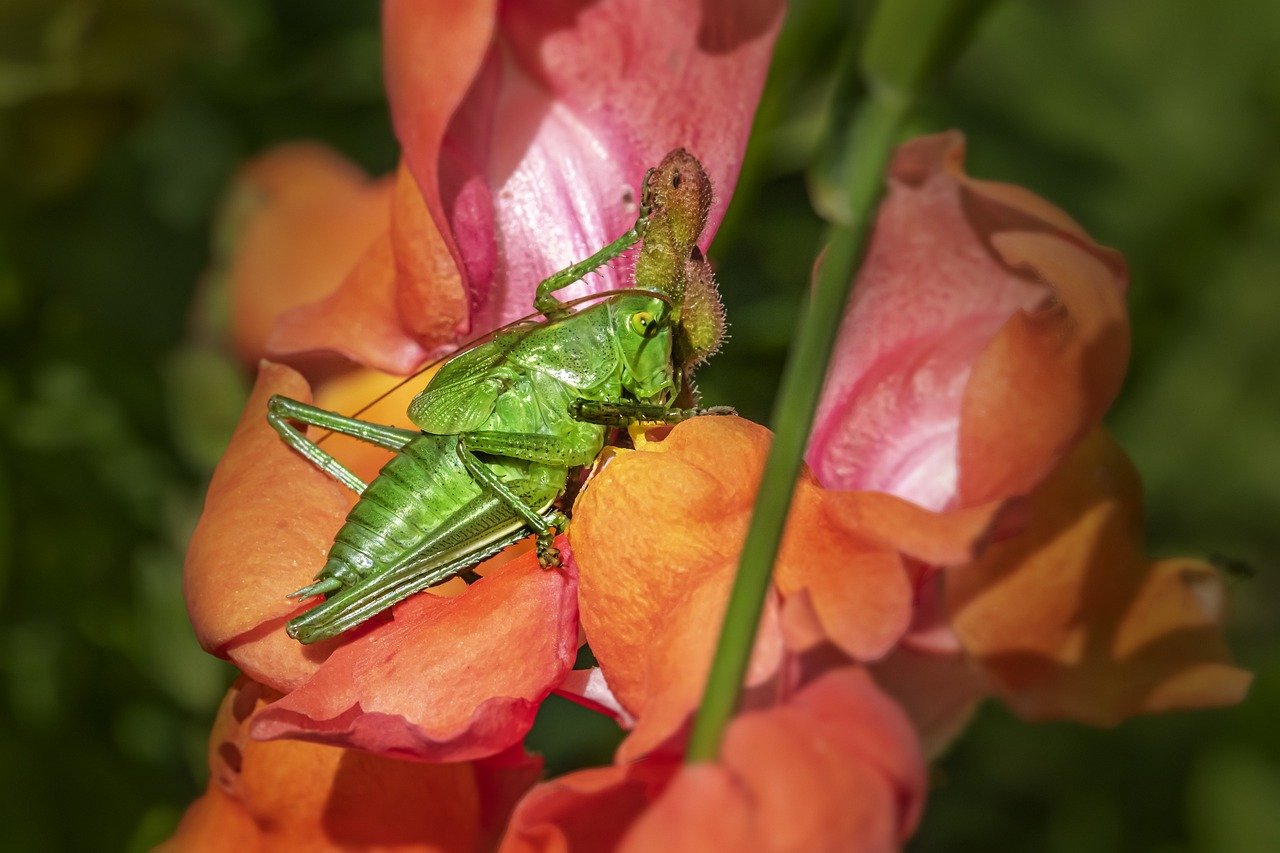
(388, 160), (470, 347)
(251, 551), (579, 762)
(268, 228), (429, 375)
(217, 143), (394, 366)
(947, 429), (1252, 725)
(184, 361), (350, 691)
(616, 580), (783, 763)
(160, 677), (495, 852)
(311, 364), (436, 486)
(382, 0), (495, 334)
(823, 489), (1018, 567)
(773, 482), (914, 661)
(957, 231), (1129, 506)
(574, 417), (966, 739)
(570, 417), (770, 715)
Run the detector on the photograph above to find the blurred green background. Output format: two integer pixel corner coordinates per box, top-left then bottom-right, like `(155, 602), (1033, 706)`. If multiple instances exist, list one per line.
(0, 1), (1276, 850)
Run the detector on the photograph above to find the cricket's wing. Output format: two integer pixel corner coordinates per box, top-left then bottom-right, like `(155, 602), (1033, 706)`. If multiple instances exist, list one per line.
(286, 468), (563, 644)
(408, 329), (527, 434)
(286, 520), (530, 644)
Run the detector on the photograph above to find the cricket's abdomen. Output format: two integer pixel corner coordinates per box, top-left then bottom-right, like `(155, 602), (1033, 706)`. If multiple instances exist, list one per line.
(314, 433), (563, 591)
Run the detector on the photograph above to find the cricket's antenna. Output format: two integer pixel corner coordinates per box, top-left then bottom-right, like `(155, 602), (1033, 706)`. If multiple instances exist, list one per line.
(315, 288), (672, 445)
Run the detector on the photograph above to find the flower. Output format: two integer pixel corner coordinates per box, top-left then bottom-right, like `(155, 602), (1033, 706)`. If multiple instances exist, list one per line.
(501, 667), (925, 852)
(178, 0), (1249, 843)
(160, 677), (541, 852)
(184, 0), (784, 763)
(500, 133), (1248, 844)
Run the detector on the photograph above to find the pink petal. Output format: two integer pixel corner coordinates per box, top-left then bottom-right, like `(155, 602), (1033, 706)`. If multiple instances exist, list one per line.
(388, 0), (784, 335)
(809, 132), (1128, 512)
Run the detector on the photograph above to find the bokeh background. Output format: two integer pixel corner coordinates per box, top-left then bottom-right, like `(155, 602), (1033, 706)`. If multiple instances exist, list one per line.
(1, 1), (1276, 850)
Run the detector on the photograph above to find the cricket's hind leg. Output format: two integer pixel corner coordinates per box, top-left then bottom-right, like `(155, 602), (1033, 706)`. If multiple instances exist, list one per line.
(267, 394), (420, 495)
(284, 507), (564, 644)
(454, 438), (573, 567)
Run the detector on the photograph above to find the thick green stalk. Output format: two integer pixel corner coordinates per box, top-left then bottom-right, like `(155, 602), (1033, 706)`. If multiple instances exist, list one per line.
(685, 0), (998, 764)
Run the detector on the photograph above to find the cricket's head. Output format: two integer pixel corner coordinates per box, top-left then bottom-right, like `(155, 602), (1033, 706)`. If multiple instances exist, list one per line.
(612, 293), (676, 401)
(634, 149), (713, 305)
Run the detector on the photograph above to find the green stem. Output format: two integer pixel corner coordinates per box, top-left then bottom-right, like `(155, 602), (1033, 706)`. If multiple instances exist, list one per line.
(684, 100), (900, 764)
(685, 0), (999, 764)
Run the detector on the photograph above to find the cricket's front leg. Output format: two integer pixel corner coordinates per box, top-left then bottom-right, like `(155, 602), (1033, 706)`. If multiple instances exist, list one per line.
(568, 399), (737, 428)
(533, 169), (656, 319)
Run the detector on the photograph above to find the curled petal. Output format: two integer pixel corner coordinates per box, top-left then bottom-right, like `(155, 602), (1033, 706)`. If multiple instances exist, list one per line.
(251, 551), (579, 762)
(502, 667), (925, 852)
(947, 430), (1251, 725)
(216, 144), (394, 366)
(184, 362), (351, 691)
(269, 162), (469, 374)
(160, 677), (511, 852)
(773, 483), (914, 662)
(268, 228), (429, 375)
(809, 132), (1129, 511)
(957, 231), (1128, 505)
(387, 0), (784, 334)
(555, 667), (636, 727)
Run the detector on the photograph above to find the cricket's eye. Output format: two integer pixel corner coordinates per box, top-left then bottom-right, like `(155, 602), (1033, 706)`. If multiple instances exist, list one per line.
(629, 311), (657, 337)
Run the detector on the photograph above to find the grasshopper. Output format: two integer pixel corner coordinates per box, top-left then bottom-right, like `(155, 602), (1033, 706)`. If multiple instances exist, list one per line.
(268, 149), (728, 643)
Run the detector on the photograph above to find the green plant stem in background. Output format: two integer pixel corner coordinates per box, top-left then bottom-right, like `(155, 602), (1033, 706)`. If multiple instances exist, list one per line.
(685, 0), (999, 764)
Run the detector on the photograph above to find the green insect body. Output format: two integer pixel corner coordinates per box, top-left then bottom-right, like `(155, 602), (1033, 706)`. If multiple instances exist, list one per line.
(269, 149), (727, 644)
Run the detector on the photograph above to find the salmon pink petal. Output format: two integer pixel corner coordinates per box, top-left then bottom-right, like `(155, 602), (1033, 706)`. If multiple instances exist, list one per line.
(946, 430), (1252, 725)
(184, 362), (352, 692)
(502, 667), (925, 852)
(555, 667), (636, 727)
(160, 678), (500, 852)
(617, 766), (756, 852)
(499, 761), (677, 853)
(251, 551), (579, 762)
(214, 144), (395, 366)
(387, 0), (784, 334)
(809, 132), (1128, 512)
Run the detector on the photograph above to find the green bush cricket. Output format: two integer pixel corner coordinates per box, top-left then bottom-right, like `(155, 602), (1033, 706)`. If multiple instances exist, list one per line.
(268, 149), (729, 643)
